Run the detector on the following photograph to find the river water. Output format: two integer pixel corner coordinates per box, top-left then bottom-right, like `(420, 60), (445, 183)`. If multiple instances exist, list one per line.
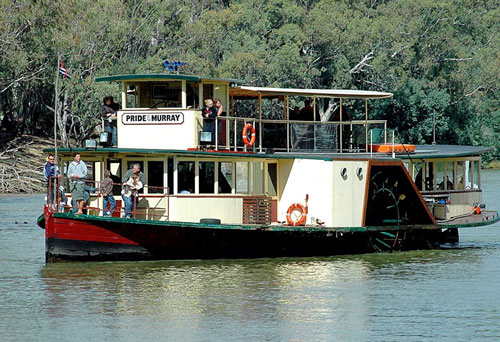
(1, 170), (500, 342)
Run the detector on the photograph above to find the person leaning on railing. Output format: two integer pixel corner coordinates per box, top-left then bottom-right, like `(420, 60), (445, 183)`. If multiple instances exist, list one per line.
(44, 153), (60, 204)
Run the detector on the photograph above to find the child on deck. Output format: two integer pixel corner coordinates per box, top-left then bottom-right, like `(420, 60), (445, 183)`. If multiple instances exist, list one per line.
(121, 174), (143, 218)
(100, 170), (116, 216)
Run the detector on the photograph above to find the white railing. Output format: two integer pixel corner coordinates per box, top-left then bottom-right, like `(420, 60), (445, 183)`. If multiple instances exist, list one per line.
(209, 116), (388, 153)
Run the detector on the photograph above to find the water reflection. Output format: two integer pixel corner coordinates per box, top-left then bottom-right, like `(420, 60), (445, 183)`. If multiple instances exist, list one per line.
(39, 248), (490, 341)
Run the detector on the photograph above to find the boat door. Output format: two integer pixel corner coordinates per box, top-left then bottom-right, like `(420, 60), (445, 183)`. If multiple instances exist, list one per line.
(107, 158), (123, 217)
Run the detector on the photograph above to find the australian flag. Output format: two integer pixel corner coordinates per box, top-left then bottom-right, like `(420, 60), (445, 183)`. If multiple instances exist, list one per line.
(59, 61), (70, 79)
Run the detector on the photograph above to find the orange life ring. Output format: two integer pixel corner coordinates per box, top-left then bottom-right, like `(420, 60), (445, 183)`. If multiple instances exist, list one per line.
(242, 123), (256, 147)
(286, 203), (307, 226)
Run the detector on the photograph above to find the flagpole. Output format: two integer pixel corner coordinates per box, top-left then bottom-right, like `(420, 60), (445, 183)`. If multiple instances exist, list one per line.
(54, 53), (59, 164)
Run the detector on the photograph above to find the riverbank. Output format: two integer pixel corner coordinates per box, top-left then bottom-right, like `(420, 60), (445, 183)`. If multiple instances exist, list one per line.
(0, 134), (53, 194)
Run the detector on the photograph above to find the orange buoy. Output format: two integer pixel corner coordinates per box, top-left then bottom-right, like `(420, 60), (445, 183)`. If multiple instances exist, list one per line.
(286, 203), (307, 226)
(242, 123), (256, 147)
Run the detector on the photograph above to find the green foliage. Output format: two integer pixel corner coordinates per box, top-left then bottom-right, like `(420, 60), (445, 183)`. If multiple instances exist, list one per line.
(0, 0), (498, 160)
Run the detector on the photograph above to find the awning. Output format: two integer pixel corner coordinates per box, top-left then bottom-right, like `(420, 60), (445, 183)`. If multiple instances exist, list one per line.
(230, 86), (393, 100)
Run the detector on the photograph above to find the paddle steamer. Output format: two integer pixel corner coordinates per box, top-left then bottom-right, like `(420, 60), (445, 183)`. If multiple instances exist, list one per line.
(39, 73), (499, 261)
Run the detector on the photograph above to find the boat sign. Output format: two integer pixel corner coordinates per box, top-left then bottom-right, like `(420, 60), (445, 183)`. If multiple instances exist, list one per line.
(121, 112), (184, 125)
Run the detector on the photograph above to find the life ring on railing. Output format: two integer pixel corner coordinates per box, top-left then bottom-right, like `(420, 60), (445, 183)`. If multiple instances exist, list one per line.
(242, 123), (256, 147)
(286, 203), (307, 226)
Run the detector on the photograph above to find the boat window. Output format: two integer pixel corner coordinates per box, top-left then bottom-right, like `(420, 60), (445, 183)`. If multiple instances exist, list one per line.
(425, 161), (435, 191)
(438, 161), (454, 190)
(267, 163), (277, 196)
(203, 84), (213, 102)
(152, 82), (182, 108)
(199, 162), (215, 193)
(148, 161), (164, 194)
(456, 161), (465, 189)
(251, 162), (264, 194)
(235, 162), (248, 193)
(471, 160), (480, 190)
(186, 82), (199, 109)
(126, 84), (138, 108)
(218, 162), (233, 194)
(167, 158), (174, 194)
(413, 162), (424, 191)
(178, 161), (195, 194)
(107, 159), (122, 195)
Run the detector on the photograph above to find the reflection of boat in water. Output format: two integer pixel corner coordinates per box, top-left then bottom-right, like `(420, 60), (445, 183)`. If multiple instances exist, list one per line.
(38, 73), (499, 262)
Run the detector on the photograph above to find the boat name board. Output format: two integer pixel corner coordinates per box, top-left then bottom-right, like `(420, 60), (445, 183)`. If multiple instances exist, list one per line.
(121, 112), (184, 125)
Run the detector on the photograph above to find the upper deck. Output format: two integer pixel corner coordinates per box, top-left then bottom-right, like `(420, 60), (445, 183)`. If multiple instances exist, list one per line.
(95, 73), (395, 153)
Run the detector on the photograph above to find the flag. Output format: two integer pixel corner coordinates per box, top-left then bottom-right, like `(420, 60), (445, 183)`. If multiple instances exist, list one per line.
(59, 61), (70, 79)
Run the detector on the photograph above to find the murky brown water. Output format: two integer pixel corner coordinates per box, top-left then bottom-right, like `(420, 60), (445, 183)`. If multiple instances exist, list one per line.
(1, 170), (500, 341)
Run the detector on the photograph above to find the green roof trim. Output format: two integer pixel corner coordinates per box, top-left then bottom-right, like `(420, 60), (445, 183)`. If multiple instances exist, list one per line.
(94, 74), (246, 84)
(42, 147), (334, 161)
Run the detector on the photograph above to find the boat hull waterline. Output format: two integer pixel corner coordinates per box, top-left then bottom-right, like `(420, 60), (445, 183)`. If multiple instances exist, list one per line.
(41, 207), (500, 262)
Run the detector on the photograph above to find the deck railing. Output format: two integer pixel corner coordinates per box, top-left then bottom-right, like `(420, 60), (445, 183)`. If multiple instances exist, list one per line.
(210, 116), (387, 153)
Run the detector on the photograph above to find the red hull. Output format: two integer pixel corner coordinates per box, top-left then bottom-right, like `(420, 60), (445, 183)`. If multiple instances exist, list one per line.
(42, 206), (455, 262)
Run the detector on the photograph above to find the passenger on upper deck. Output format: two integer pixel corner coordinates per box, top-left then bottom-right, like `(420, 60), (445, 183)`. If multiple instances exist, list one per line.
(201, 99), (217, 144)
(214, 99), (224, 143)
(289, 106), (300, 121)
(299, 100), (315, 121)
(100, 96), (120, 147)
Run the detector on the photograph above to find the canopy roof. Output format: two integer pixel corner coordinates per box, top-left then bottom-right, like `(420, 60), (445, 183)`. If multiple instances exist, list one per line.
(230, 86), (393, 100)
(95, 74), (246, 84)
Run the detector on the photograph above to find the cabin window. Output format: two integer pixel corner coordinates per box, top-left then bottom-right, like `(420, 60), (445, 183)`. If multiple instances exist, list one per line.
(440, 161), (454, 190)
(107, 159), (122, 195)
(178, 161), (195, 194)
(126, 84), (138, 108)
(413, 162), (424, 191)
(251, 162), (264, 194)
(203, 84), (214, 102)
(167, 158), (174, 194)
(267, 163), (277, 196)
(472, 160), (480, 189)
(425, 161), (435, 191)
(186, 82), (199, 109)
(218, 162), (233, 194)
(199, 162), (215, 194)
(148, 161), (164, 194)
(152, 82), (182, 108)
(235, 162), (248, 193)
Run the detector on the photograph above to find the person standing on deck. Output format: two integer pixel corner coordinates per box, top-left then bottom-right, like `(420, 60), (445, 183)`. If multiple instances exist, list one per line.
(122, 164), (146, 218)
(214, 99), (224, 145)
(44, 154), (61, 206)
(100, 96), (120, 147)
(67, 152), (87, 215)
(201, 99), (217, 144)
(100, 170), (116, 216)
